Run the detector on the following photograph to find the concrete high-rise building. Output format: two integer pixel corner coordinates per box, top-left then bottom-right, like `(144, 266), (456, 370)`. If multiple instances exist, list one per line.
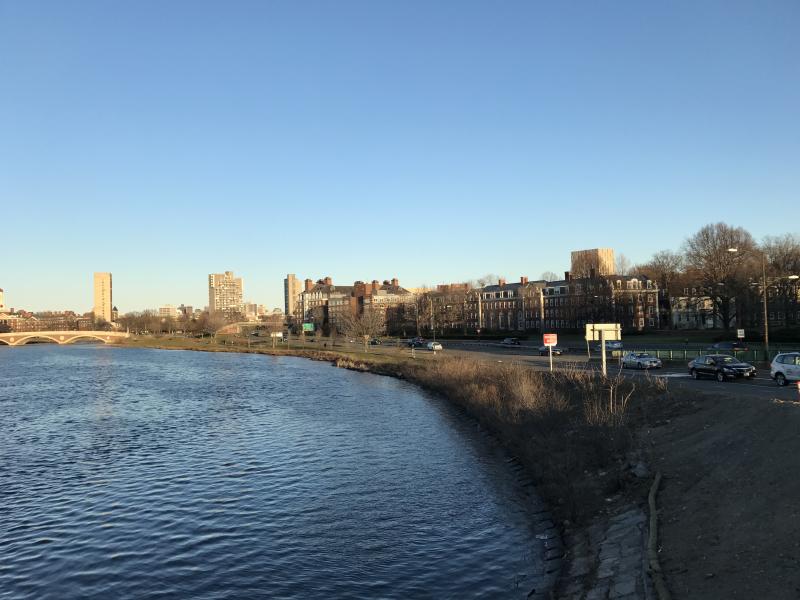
(284, 274), (301, 317)
(570, 248), (615, 277)
(208, 271), (243, 315)
(0, 288), (5, 312)
(93, 272), (113, 322)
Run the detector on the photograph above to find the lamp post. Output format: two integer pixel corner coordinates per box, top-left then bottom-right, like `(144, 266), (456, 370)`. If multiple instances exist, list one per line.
(727, 247), (768, 356)
(726, 248), (798, 360)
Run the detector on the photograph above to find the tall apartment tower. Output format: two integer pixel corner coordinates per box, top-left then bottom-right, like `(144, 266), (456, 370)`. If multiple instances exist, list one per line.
(93, 272), (113, 322)
(284, 274), (301, 317)
(0, 288), (5, 312)
(208, 271), (243, 315)
(570, 248), (615, 277)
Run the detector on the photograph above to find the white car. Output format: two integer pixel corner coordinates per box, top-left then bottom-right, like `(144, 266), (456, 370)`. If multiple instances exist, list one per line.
(622, 352), (662, 369)
(771, 352), (800, 386)
(427, 342), (443, 351)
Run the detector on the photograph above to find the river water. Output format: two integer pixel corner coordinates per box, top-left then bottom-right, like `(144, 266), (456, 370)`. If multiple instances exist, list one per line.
(0, 345), (554, 599)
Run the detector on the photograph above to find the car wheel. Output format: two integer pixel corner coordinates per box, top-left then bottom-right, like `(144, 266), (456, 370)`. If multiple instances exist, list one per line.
(690, 369), (698, 380)
(716, 371), (726, 383)
(775, 373), (787, 387)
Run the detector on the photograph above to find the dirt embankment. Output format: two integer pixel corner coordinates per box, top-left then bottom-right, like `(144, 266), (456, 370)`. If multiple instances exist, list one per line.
(646, 386), (800, 599)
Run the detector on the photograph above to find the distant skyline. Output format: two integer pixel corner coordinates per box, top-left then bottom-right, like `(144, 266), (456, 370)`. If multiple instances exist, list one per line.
(2, 1), (798, 312)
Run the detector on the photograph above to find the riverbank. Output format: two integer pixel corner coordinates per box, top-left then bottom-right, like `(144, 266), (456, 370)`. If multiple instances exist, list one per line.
(119, 336), (674, 597)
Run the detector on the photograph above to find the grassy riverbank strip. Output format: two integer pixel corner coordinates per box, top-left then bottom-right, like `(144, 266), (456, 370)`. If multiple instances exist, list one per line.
(120, 335), (674, 595)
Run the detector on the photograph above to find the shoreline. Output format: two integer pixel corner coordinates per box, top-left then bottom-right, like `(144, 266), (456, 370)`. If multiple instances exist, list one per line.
(117, 336), (668, 598)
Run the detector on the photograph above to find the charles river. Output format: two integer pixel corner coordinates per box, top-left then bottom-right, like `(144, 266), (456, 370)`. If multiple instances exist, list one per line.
(0, 345), (556, 599)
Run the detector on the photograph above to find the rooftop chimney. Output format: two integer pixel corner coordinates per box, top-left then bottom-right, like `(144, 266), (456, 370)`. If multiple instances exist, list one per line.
(520, 276), (528, 285)
(371, 280), (380, 293)
(304, 278), (313, 292)
(391, 278), (399, 287)
(564, 271), (571, 282)
(499, 278), (506, 287)
(324, 276), (332, 286)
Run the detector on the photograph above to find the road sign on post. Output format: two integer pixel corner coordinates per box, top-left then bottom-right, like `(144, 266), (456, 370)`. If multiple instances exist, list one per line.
(737, 328), (745, 339)
(302, 323), (315, 332)
(585, 324), (621, 377)
(543, 333), (557, 372)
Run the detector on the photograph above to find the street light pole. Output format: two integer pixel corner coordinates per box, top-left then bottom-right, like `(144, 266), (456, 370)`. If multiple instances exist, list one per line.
(729, 247), (770, 359)
(761, 252), (769, 359)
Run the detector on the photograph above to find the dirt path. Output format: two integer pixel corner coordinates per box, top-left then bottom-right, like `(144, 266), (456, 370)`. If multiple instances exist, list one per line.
(646, 383), (800, 599)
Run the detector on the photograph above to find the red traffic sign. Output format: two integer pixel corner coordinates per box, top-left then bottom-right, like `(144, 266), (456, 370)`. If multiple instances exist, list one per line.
(543, 333), (558, 346)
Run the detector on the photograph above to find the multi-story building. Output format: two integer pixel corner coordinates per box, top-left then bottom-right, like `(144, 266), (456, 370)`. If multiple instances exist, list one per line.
(0, 288), (5, 312)
(466, 277), (546, 332)
(93, 272), (113, 323)
(158, 305), (181, 319)
(670, 294), (724, 329)
(208, 271), (243, 317)
(541, 273), (659, 332)
(284, 274), (302, 319)
(298, 277), (414, 334)
(570, 248), (615, 278)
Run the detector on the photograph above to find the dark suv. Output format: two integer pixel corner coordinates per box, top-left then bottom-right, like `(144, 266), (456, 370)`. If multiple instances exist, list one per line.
(688, 354), (756, 382)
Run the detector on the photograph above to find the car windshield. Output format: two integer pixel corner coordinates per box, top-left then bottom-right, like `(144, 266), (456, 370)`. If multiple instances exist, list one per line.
(719, 356), (738, 364)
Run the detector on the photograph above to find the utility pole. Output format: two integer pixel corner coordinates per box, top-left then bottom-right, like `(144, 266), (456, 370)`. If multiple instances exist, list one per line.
(761, 253), (770, 360)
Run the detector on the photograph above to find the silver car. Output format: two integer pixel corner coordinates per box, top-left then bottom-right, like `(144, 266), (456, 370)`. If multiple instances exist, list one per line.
(622, 352), (662, 369)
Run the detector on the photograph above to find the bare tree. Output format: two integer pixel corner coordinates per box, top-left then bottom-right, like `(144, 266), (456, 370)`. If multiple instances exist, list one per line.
(540, 271), (559, 282)
(637, 250), (685, 328)
(338, 308), (385, 352)
(683, 223), (756, 330)
(615, 253), (632, 276)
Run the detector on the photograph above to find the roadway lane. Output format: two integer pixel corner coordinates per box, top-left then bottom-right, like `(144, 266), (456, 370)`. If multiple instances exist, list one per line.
(331, 338), (800, 403)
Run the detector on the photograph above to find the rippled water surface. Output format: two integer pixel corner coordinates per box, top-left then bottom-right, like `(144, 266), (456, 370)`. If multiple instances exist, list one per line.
(1, 345), (551, 599)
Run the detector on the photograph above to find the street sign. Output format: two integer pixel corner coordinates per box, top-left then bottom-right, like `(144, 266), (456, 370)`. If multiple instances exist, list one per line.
(270, 331), (283, 338)
(302, 323), (315, 332)
(543, 333), (558, 346)
(737, 328), (745, 339)
(585, 323), (621, 342)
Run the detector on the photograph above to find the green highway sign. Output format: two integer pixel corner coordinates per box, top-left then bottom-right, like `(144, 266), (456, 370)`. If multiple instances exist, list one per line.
(302, 323), (315, 332)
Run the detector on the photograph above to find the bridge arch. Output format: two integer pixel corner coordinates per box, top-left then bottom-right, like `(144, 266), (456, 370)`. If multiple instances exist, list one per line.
(0, 331), (128, 346)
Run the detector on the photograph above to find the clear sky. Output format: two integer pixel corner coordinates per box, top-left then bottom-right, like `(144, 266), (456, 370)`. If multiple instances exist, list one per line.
(2, 1), (798, 313)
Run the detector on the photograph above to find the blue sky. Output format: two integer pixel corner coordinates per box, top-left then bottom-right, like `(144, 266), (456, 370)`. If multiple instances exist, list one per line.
(2, 1), (798, 312)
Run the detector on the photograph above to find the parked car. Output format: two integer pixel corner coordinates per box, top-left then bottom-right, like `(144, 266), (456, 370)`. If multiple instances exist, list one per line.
(688, 354), (756, 381)
(771, 352), (800, 386)
(501, 337), (521, 346)
(427, 341), (443, 351)
(369, 338), (382, 345)
(622, 352), (662, 369)
(707, 341), (748, 353)
(407, 337), (426, 348)
(538, 345), (564, 356)
(592, 340), (623, 352)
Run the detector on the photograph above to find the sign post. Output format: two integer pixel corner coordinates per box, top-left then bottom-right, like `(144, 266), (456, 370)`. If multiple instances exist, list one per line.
(585, 324), (622, 378)
(737, 328), (745, 340)
(543, 333), (558, 372)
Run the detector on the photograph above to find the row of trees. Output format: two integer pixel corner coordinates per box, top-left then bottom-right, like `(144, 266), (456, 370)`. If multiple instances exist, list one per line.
(117, 310), (228, 337)
(636, 224), (800, 331)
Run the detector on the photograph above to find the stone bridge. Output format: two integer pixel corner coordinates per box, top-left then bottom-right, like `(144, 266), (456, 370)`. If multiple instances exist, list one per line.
(0, 330), (130, 346)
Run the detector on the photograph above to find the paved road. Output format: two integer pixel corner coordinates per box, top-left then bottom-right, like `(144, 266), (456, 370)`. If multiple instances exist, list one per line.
(319, 338), (800, 403)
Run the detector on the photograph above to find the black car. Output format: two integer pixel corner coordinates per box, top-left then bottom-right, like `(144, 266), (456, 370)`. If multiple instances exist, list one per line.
(406, 338), (425, 348)
(369, 338), (382, 345)
(707, 341), (748, 352)
(501, 337), (521, 346)
(688, 354), (757, 382)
